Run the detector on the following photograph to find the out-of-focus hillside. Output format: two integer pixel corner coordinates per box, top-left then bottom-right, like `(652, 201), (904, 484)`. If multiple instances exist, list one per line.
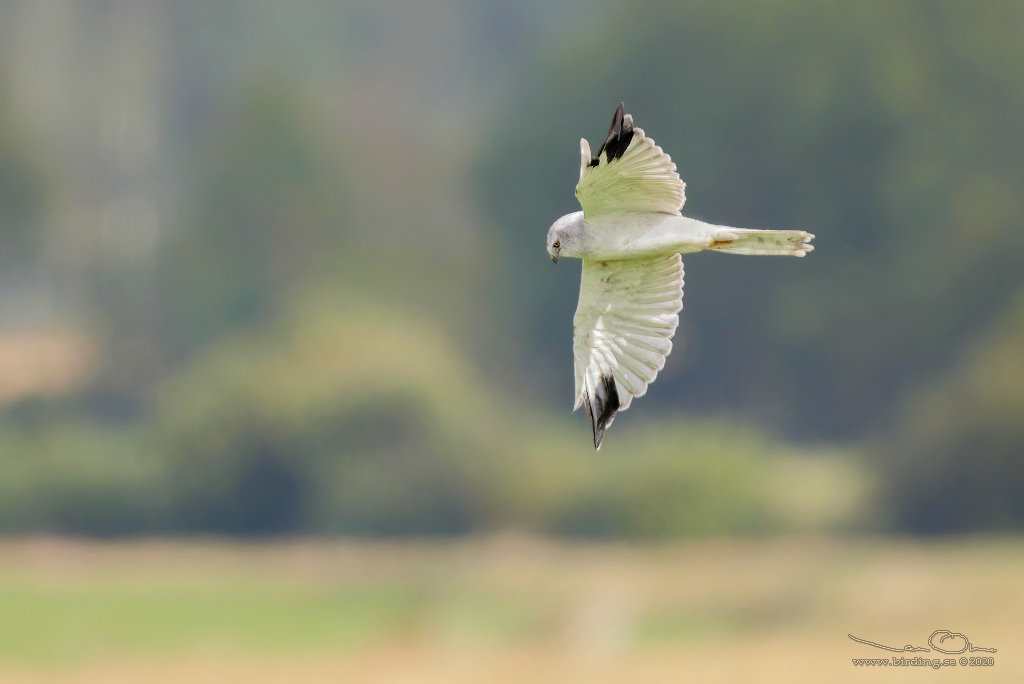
(0, 0), (1020, 536)
(476, 0), (1024, 532)
(480, 0), (1024, 438)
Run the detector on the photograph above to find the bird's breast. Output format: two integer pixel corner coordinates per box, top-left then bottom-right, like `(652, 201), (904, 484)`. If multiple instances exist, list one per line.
(582, 213), (677, 260)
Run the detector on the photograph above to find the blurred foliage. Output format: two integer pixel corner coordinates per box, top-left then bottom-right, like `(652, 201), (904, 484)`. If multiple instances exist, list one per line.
(0, 289), (867, 537)
(880, 295), (1024, 533)
(159, 78), (349, 358)
(0, 0), (1021, 537)
(0, 82), (45, 271)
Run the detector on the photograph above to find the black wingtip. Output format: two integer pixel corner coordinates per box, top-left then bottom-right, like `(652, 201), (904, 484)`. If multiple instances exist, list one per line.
(582, 373), (620, 450)
(592, 103), (634, 166)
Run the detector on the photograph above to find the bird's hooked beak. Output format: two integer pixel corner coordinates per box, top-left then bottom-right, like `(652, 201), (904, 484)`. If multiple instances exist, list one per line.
(550, 254), (559, 264)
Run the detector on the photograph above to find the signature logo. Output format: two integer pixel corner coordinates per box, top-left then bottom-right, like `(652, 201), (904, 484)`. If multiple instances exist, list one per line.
(849, 630), (996, 654)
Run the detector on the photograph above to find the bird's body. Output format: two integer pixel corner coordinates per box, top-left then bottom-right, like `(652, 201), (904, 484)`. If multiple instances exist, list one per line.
(546, 104), (813, 449)
(550, 210), (811, 261)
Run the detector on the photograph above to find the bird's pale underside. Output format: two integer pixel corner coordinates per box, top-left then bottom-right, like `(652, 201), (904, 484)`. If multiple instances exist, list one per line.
(546, 103), (814, 449)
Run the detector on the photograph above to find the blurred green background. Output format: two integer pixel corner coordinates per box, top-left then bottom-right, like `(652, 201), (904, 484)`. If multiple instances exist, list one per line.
(0, 0), (1022, 681)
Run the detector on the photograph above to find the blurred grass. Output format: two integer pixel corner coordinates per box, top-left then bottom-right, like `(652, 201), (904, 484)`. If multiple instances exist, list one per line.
(0, 536), (1022, 683)
(0, 582), (419, 663)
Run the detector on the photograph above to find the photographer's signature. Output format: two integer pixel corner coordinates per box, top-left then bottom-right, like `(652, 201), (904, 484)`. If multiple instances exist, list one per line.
(849, 630), (996, 654)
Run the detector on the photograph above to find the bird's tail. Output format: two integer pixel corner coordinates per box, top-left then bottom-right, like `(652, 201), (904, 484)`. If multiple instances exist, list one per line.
(708, 228), (814, 257)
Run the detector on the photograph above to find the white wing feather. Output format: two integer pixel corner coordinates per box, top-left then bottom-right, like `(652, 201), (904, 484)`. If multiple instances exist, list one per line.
(572, 254), (685, 447)
(575, 105), (686, 218)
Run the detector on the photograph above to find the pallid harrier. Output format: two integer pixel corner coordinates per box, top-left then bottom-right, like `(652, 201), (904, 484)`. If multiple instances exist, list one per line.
(546, 104), (813, 448)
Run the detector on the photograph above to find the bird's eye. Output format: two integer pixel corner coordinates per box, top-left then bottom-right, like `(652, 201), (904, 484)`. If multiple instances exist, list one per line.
(553, 241), (560, 249)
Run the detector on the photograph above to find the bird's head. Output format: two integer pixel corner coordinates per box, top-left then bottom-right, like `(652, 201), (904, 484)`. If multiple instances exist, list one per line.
(546, 211), (584, 263)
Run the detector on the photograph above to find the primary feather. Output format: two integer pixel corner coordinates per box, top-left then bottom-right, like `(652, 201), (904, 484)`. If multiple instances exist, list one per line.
(575, 103), (686, 218)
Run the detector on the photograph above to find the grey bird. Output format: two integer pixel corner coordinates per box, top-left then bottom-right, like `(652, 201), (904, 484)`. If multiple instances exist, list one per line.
(546, 103), (814, 449)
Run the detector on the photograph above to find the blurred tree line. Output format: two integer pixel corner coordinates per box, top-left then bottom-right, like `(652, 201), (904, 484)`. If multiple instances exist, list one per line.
(0, 0), (1021, 536)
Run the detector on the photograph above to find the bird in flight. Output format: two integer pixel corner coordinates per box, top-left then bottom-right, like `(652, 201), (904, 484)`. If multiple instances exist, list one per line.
(547, 103), (813, 449)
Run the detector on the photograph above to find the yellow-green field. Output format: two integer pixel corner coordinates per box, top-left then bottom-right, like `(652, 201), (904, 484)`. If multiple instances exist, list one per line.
(0, 536), (1020, 683)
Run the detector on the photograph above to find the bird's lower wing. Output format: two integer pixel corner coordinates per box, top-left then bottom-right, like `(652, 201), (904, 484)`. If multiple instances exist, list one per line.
(573, 254), (684, 448)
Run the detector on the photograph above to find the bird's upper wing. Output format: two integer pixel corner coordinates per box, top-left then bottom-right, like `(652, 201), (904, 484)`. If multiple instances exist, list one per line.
(573, 253), (684, 449)
(575, 103), (686, 218)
